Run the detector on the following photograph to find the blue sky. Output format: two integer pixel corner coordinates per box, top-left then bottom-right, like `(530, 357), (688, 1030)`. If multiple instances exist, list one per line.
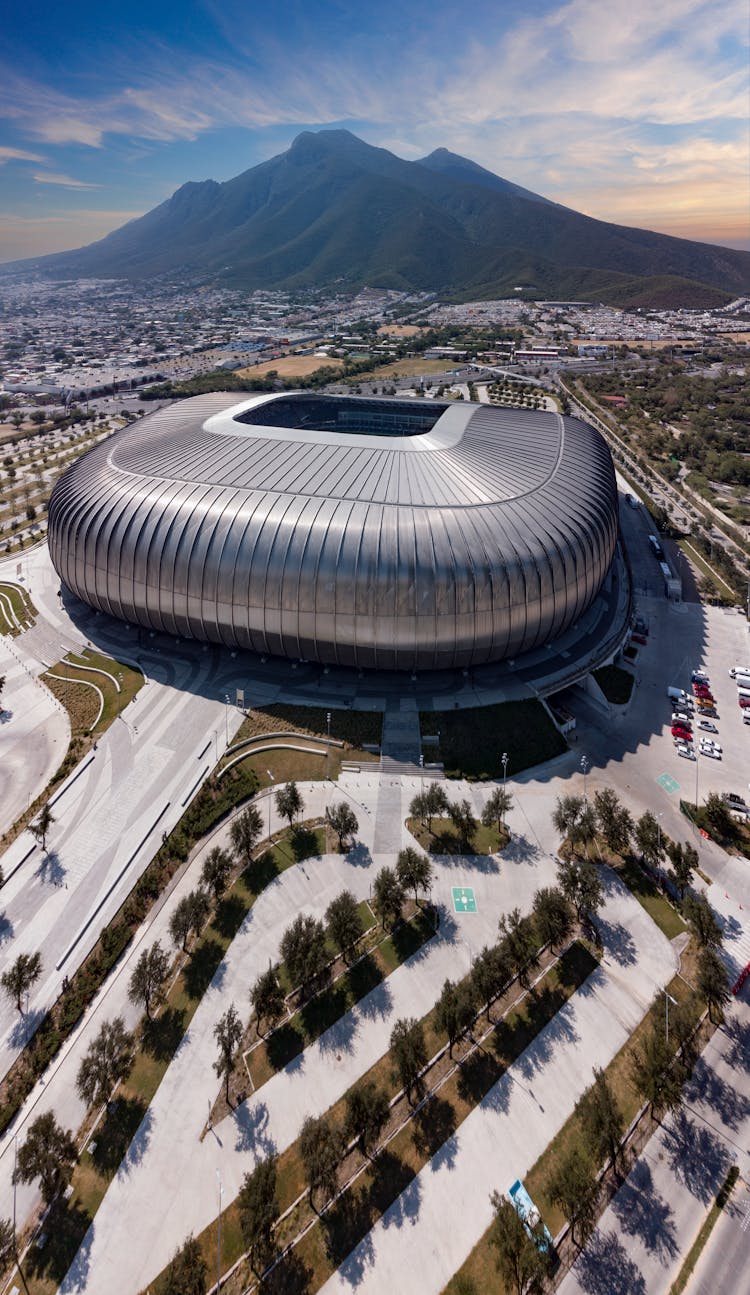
(0, 0), (747, 261)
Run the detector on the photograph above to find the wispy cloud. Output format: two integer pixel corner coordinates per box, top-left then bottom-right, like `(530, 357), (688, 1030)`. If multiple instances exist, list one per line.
(0, 145), (46, 164)
(33, 171), (99, 189)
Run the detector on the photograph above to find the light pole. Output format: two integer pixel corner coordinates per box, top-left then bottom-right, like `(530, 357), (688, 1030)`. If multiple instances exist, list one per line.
(662, 987), (678, 1042)
(695, 747), (700, 810)
(580, 754), (590, 801)
(216, 1168), (223, 1290)
(224, 694), (230, 747)
(501, 752), (509, 822)
(326, 711), (331, 783)
(267, 771), (275, 842)
(656, 812), (663, 856)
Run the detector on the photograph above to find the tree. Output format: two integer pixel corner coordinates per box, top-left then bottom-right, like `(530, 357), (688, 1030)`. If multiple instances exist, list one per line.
(569, 803), (598, 857)
(325, 803), (358, 851)
(372, 866), (404, 929)
(169, 888), (209, 951)
(532, 887), (574, 951)
(410, 784), (448, 833)
(593, 788), (633, 856)
(482, 787), (513, 834)
(14, 1111), (77, 1204)
(29, 803), (55, 852)
(548, 1147), (599, 1248)
(214, 1002), (243, 1103)
(279, 913), (329, 992)
(76, 1016), (133, 1108)
(390, 1016), (428, 1105)
(630, 1021), (686, 1117)
(448, 798), (477, 851)
(201, 845), (233, 898)
(683, 893), (723, 949)
(127, 941), (170, 1019)
(472, 943), (512, 1019)
(0, 1218), (13, 1267)
(344, 1080), (390, 1158)
(435, 978), (476, 1057)
(635, 811), (663, 868)
(238, 1155), (278, 1275)
(488, 1191), (549, 1295)
(665, 840), (696, 900)
(499, 908), (538, 988)
(556, 857), (604, 926)
(325, 890), (364, 961)
(703, 792), (733, 838)
(1, 951), (42, 1013)
(552, 794), (584, 845)
(299, 1113), (342, 1212)
(163, 1235), (207, 1295)
(697, 946), (730, 1023)
(275, 781), (303, 830)
(576, 1067), (625, 1176)
(396, 846), (434, 905)
(229, 803), (264, 865)
(250, 965), (285, 1035)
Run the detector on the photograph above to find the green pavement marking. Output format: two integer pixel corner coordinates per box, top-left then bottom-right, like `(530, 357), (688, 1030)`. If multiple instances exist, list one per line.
(452, 886), (477, 913)
(657, 773), (680, 794)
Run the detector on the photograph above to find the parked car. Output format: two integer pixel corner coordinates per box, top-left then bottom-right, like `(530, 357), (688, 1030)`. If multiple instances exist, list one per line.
(693, 684), (711, 697)
(692, 670), (709, 683)
(701, 747), (721, 760)
(631, 634), (647, 646)
(677, 745), (696, 761)
(740, 697), (750, 709)
(722, 792), (746, 807)
(673, 713), (692, 728)
(698, 720), (718, 733)
(672, 725), (692, 740)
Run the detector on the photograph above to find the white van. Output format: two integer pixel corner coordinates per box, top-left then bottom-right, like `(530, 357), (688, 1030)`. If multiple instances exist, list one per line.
(667, 687), (690, 704)
(730, 666), (750, 678)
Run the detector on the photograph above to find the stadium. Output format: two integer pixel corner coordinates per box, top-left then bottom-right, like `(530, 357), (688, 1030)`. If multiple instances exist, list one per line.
(48, 392), (619, 672)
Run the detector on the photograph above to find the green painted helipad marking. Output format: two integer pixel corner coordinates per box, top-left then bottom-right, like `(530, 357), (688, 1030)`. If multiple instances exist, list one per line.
(657, 773), (680, 795)
(452, 886), (477, 913)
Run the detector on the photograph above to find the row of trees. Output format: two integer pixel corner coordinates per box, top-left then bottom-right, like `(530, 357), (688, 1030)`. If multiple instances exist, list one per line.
(410, 783), (512, 847)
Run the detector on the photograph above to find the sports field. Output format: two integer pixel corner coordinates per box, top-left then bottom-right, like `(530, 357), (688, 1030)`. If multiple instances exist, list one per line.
(236, 353), (342, 379)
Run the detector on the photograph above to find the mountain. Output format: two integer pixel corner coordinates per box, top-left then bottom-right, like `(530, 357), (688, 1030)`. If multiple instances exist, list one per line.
(6, 129), (748, 307)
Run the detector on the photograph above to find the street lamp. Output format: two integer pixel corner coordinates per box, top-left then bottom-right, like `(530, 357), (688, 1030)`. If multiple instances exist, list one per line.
(501, 752), (509, 821)
(326, 711), (331, 783)
(267, 771), (275, 841)
(662, 987), (678, 1042)
(656, 812), (664, 856)
(224, 694), (230, 747)
(580, 754), (590, 801)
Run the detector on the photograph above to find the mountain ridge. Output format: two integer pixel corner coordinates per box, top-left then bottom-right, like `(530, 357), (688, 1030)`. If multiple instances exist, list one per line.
(3, 129), (748, 308)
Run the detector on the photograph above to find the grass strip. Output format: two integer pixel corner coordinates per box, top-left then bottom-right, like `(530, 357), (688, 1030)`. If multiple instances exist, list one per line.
(147, 941), (598, 1295)
(593, 665), (635, 705)
(420, 700), (567, 781)
(669, 1165), (739, 1294)
(613, 856), (687, 941)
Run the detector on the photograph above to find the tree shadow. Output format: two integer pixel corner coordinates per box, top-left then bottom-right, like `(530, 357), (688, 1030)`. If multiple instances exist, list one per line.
(597, 917), (637, 967)
(357, 979), (393, 1024)
(368, 1150), (415, 1222)
(24, 1198), (93, 1288)
(37, 849), (65, 887)
(378, 1163), (422, 1231)
(265, 1021), (305, 1073)
(263, 1248), (313, 1295)
(233, 1100), (276, 1157)
(0, 708), (13, 724)
(502, 835), (541, 866)
(213, 892), (248, 940)
(0, 911), (14, 943)
(611, 1160), (679, 1262)
(141, 1006), (187, 1063)
(244, 850), (280, 894)
(456, 1047), (501, 1106)
(290, 826), (320, 862)
(322, 1187), (375, 1273)
(684, 1061), (750, 1131)
(411, 1096), (457, 1165)
(722, 1016), (750, 1071)
(345, 841), (372, 868)
(10, 1005), (45, 1048)
(663, 1110), (730, 1202)
(183, 936), (225, 1000)
(572, 1227), (647, 1295)
(90, 1095), (148, 1176)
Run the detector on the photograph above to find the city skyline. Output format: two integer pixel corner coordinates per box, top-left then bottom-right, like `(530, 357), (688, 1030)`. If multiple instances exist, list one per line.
(0, 0), (748, 263)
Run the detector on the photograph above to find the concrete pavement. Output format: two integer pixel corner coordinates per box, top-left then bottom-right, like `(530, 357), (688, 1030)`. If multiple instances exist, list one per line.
(0, 634), (69, 837)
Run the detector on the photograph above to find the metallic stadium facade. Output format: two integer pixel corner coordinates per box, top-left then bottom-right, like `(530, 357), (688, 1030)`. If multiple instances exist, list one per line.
(48, 392), (619, 671)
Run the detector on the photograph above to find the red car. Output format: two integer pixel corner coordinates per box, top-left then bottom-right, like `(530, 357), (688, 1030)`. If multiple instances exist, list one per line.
(631, 634), (647, 646)
(740, 697), (750, 709)
(693, 684), (711, 696)
(671, 725), (692, 740)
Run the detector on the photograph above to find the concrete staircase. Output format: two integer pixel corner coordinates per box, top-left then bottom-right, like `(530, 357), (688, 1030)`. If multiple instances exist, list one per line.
(379, 705), (443, 778)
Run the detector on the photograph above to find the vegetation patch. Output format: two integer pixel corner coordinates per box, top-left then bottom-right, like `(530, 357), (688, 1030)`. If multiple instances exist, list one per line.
(421, 700), (567, 779)
(613, 856), (687, 940)
(406, 816), (507, 856)
(669, 1165), (739, 1295)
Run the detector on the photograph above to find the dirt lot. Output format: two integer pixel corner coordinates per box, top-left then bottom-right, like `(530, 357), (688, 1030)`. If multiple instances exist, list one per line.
(376, 324), (425, 337)
(235, 353), (342, 379)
